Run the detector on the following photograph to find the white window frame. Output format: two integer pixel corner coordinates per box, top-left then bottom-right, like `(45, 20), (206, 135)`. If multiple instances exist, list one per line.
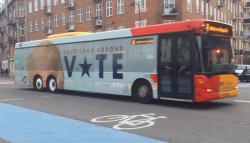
(86, 6), (92, 21)
(29, 2), (32, 13)
(35, 20), (39, 31)
(29, 21), (33, 32)
(48, 16), (52, 29)
(118, 26), (125, 30)
(117, 0), (124, 15)
(77, 9), (83, 23)
(135, 0), (146, 12)
(54, 15), (59, 27)
(214, 7), (217, 21)
(106, 1), (113, 17)
(19, 5), (25, 17)
(19, 24), (25, 36)
(34, 0), (38, 11)
(135, 19), (146, 27)
(41, 18), (45, 30)
(61, 0), (65, 4)
(62, 13), (66, 26)
(196, 0), (199, 13)
(201, 0), (204, 15)
(69, 11), (74, 23)
(41, 0), (44, 10)
(187, 0), (192, 12)
(96, 4), (102, 17)
(106, 27), (113, 31)
(54, 0), (58, 6)
(164, 20), (175, 24)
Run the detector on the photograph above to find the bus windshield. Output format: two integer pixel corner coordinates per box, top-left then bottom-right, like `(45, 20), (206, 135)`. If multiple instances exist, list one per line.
(198, 35), (234, 73)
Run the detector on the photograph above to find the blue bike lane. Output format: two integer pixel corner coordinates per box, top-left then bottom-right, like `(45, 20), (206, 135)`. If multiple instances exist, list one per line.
(0, 103), (167, 143)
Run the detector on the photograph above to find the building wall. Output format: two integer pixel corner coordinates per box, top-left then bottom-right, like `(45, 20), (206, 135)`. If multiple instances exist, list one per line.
(0, 0), (249, 74)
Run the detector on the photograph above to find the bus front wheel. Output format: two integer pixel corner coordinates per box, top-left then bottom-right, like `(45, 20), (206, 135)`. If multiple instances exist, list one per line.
(47, 77), (57, 92)
(34, 76), (43, 91)
(132, 81), (153, 104)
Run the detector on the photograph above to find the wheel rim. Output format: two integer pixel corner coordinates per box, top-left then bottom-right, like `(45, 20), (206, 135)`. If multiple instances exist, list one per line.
(36, 78), (42, 90)
(49, 78), (57, 92)
(138, 85), (149, 98)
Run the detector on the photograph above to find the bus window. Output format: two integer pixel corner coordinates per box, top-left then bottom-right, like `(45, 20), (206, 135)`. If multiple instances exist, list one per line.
(176, 35), (192, 94)
(160, 38), (172, 93)
(199, 35), (234, 73)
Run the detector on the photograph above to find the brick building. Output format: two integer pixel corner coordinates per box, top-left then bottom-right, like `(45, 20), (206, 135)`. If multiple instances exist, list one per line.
(0, 0), (249, 76)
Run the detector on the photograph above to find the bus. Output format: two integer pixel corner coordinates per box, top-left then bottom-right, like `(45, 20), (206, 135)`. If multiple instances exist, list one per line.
(14, 19), (238, 103)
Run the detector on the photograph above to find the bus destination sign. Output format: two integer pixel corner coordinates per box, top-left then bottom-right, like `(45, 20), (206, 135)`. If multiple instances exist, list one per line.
(204, 21), (232, 37)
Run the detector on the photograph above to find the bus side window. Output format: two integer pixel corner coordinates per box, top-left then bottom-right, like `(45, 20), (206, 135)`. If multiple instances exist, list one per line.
(160, 38), (172, 74)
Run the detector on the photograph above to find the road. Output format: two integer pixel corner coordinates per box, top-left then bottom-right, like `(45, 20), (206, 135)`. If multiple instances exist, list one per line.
(0, 78), (250, 143)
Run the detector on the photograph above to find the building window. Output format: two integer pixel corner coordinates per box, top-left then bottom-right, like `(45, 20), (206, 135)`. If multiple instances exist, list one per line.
(54, 0), (58, 6)
(135, 19), (146, 27)
(201, 0), (204, 15)
(61, 0), (65, 4)
(96, 29), (103, 32)
(34, 0), (38, 11)
(187, 0), (192, 12)
(96, 4), (102, 17)
(19, 5), (25, 17)
(106, 27), (113, 31)
(29, 2), (32, 13)
(214, 7), (217, 21)
(135, 0), (146, 12)
(19, 24), (25, 36)
(62, 13), (66, 26)
(196, 0), (199, 13)
(41, 18), (45, 30)
(35, 20), (39, 31)
(106, 1), (113, 17)
(77, 9), (83, 23)
(210, 5), (213, 19)
(29, 21), (33, 32)
(54, 15), (59, 27)
(48, 16), (52, 29)
(218, 9), (220, 21)
(117, 0), (124, 15)
(41, 0), (44, 10)
(86, 6), (92, 21)
(118, 26), (125, 30)
(164, 20), (175, 24)
(205, 2), (208, 19)
(69, 11), (74, 23)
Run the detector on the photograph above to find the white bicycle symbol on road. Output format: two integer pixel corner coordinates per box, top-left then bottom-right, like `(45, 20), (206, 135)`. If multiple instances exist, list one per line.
(91, 113), (167, 130)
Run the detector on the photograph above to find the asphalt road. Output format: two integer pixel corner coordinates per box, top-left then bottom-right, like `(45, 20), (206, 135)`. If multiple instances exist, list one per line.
(1, 78), (250, 143)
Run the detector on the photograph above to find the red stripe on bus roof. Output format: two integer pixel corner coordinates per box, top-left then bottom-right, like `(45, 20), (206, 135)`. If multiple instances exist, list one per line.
(130, 19), (206, 37)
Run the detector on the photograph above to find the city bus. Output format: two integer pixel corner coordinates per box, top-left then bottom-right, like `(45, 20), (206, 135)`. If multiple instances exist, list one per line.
(14, 19), (238, 103)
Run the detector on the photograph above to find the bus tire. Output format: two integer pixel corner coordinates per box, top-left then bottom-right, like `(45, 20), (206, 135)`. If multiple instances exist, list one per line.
(34, 76), (43, 91)
(132, 81), (153, 104)
(47, 77), (57, 92)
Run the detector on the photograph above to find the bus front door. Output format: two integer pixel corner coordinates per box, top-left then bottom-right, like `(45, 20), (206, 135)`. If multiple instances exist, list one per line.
(159, 33), (193, 99)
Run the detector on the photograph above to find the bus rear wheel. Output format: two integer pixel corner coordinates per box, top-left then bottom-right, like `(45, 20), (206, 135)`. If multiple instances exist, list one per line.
(47, 77), (57, 92)
(34, 76), (43, 91)
(133, 81), (153, 104)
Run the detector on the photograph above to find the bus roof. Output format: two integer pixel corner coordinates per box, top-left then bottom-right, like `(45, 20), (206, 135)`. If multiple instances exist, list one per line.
(16, 19), (231, 49)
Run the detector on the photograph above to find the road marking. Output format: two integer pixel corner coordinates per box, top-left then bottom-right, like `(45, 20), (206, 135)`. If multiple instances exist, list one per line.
(91, 113), (167, 130)
(0, 82), (14, 85)
(41, 95), (61, 98)
(0, 98), (23, 102)
(234, 100), (250, 103)
(0, 103), (167, 143)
